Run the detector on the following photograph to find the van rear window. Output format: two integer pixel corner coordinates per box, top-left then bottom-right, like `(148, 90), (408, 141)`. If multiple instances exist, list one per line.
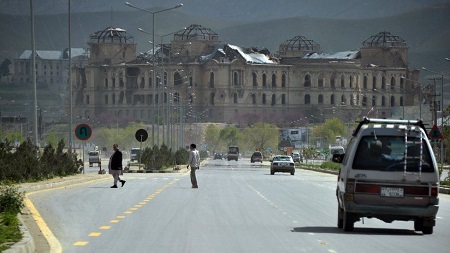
(352, 136), (434, 172)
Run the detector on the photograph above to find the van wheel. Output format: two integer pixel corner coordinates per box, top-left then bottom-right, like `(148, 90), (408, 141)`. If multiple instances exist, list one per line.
(414, 219), (424, 231)
(343, 210), (354, 232)
(337, 207), (344, 229)
(291, 170), (295, 175)
(422, 226), (434, 234)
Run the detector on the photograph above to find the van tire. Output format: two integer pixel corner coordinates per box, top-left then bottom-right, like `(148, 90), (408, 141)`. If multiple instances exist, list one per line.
(337, 207), (344, 229)
(422, 226), (433, 234)
(414, 219), (423, 231)
(343, 210), (354, 231)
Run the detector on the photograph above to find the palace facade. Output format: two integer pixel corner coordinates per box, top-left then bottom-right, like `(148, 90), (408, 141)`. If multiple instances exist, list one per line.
(72, 24), (420, 126)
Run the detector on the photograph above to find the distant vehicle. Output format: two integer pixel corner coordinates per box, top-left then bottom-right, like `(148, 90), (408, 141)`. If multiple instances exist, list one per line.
(130, 148), (141, 162)
(251, 151), (263, 163)
(214, 153), (223, 160)
(270, 155), (295, 175)
(88, 150), (101, 167)
(227, 146), (239, 161)
(328, 146), (345, 161)
(291, 152), (303, 163)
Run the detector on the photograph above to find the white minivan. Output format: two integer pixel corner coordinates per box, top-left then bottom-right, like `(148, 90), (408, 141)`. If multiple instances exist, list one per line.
(335, 118), (439, 234)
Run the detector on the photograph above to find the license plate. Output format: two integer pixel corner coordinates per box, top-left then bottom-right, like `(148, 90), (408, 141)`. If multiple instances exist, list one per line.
(380, 187), (404, 198)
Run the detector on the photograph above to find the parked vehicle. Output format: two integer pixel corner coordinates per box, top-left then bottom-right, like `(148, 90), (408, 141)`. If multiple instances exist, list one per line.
(88, 150), (101, 167)
(270, 155), (295, 175)
(228, 146), (239, 161)
(130, 148), (141, 162)
(328, 146), (345, 161)
(251, 151), (263, 163)
(335, 118), (439, 234)
(291, 152), (303, 162)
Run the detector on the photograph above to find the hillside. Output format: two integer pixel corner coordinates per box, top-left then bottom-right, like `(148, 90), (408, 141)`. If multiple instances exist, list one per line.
(1, 0), (449, 21)
(2, 4), (449, 73)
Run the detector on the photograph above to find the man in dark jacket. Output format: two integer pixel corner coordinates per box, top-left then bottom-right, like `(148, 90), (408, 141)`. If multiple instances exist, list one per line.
(109, 144), (125, 188)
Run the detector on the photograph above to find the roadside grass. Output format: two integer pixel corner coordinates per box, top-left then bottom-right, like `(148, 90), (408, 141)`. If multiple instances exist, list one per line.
(0, 211), (22, 251)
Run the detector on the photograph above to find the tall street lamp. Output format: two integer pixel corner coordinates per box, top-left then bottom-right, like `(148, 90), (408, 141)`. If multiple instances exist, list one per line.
(138, 28), (185, 147)
(125, 2), (183, 147)
(421, 66), (445, 174)
(29, 0), (38, 147)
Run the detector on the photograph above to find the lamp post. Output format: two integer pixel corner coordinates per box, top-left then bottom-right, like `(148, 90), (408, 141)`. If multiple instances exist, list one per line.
(421, 66), (445, 174)
(68, 0), (73, 152)
(138, 28), (185, 147)
(125, 2), (183, 147)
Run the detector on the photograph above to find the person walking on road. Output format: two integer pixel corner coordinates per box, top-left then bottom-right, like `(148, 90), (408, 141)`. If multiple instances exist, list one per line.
(187, 143), (200, 188)
(109, 144), (126, 188)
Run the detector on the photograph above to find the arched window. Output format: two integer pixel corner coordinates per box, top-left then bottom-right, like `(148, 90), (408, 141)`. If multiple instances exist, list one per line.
(271, 94), (276, 106)
(362, 96), (367, 107)
(252, 72), (257, 87)
(304, 74), (311, 87)
(305, 94), (311, 104)
(400, 77), (404, 89)
(349, 75), (353, 88)
(390, 76), (396, 90)
(382, 76), (386, 90)
(340, 75), (345, 88)
(174, 72), (182, 86)
(262, 73), (267, 87)
(390, 96), (395, 106)
(234, 72), (239, 86)
(252, 94), (257, 104)
(210, 92), (215, 105)
(318, 94), (323, 104)
(330, 94), (335, 105)
(164, 92), (167, 104)
(262, 94), (266, 104)
(272, 73), (277, 88)
(330, 74), (336, 88)
(140, 77), (145, 88)
(400, 96), (404, 106)
(163, 72), (168, 86)
(210, 72), (215, 88)
(341, 95), (346, 105)
(363, 76), (368, 89)
(372, 76), (377, 90)
(382, 96), (386, 106)
(233, 93), (238, 103)
(112, 93), (116, 104)
(372, 96), (376, 106)
(318, 74), (324, 88)
(281, 94), (286, 104)
(282, 73), (286, 88)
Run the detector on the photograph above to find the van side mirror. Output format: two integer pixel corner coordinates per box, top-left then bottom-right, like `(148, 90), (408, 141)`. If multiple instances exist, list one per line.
(332, 153), (345, 163)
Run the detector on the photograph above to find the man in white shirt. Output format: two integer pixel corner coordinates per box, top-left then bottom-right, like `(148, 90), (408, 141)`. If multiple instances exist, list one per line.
(187, 143), (200, 188)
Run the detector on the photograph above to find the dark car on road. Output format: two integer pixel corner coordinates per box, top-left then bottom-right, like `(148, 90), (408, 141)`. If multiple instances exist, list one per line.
(251, 151), (263, 163)
(214, 153), (223, 160)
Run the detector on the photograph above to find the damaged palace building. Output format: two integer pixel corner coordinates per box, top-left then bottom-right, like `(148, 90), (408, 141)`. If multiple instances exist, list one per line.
(72, 24), (420, 125)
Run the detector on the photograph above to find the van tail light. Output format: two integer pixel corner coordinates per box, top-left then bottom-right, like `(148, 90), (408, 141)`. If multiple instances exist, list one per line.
(355, 183), (379, 194)
(346, 179), (355, 193)
(431, 187), (438, 197)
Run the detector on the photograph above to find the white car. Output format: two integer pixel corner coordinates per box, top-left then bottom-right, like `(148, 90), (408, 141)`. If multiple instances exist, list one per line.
(270, 155), (295, 175)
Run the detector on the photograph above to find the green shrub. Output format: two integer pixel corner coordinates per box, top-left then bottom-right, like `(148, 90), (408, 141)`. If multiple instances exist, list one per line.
(319, 161), (341, 171)
(0, 211), (23, 251)
(0, 183), (24, 213)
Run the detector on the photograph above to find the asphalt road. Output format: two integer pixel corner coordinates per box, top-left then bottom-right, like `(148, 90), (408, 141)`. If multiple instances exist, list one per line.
(27, 158), (450, 253)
